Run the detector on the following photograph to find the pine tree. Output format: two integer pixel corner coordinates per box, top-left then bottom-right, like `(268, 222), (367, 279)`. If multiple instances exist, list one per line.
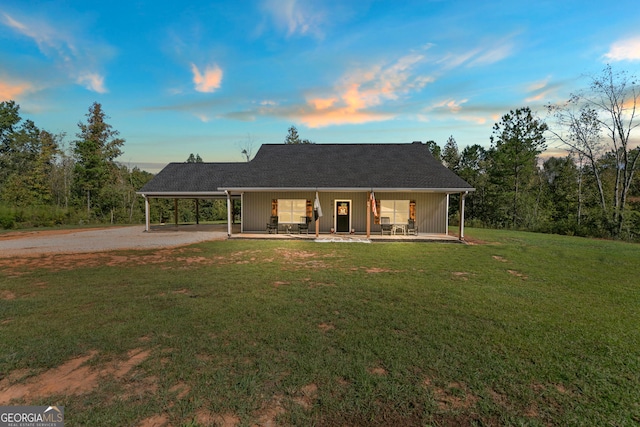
(284, 126), (302, 144)
(73, 102), (124, 218)
(442, 135), (460, 171)
(488, 107), (548, 228)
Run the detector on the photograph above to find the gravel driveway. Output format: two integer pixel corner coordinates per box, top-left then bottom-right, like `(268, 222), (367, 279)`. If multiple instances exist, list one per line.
(0, 225), (228, 258)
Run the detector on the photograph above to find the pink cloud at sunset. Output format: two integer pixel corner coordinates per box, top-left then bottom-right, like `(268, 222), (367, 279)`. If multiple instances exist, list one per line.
(299, 54), (433, 127)
(0, 80), (32, 101)
(191, 64), (223, 93)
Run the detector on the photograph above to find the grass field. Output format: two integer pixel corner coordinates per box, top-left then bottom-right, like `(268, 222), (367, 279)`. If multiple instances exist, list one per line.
(0, 229), (639, 426)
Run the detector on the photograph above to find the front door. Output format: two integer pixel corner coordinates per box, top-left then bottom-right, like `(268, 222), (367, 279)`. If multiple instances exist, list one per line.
(335, 200), (351, 233)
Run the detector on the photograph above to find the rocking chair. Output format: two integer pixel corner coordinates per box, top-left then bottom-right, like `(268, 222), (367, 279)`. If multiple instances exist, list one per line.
(266, 216), (278, 234)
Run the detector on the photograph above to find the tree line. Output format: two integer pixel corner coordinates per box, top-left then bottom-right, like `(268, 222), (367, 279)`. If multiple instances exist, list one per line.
(1, 65), (638, 239)
(0, 101), (154, 228)
(437, 66), (639, 240)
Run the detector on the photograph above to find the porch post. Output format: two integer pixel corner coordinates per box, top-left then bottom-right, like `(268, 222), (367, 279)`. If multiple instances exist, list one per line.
(445, 194), (449, 236)
(366, 191), (371, 238)
(174, 199), (178, 226)
(195, 199), (199, 225)
(144, 196), (150, 232)
(226, 191), (232, 237)
(458, 191), (467, 241)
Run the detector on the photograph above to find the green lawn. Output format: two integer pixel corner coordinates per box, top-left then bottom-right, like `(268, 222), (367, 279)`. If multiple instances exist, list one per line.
(1, 229), (639, 426)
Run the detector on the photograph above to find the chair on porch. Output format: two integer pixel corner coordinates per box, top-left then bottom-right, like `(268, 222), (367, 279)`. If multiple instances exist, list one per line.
(298, 216), (310, 234)
(407, 218), (418, 235)
(266, 215), (278, 234)
(380, 217), (392, 235)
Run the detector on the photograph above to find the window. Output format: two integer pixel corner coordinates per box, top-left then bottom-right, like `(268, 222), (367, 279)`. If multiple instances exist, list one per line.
(278, 199), (307, 223)
(379, 200), (410, 224)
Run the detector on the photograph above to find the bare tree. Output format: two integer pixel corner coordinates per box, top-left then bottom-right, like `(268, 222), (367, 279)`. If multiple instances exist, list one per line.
(547, 104), (607, 218)
(548, 65), (640, 235)
(238, 133), (256, 161)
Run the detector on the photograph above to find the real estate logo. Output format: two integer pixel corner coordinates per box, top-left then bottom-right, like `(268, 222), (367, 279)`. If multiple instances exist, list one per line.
(0, 406), (64, 427)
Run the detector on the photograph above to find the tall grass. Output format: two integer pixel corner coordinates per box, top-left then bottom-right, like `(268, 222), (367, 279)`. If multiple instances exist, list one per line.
(0, 204), (80, 229)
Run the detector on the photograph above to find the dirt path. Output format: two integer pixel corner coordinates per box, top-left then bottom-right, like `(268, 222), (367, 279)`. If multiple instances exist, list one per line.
(0, 225), (228, 258)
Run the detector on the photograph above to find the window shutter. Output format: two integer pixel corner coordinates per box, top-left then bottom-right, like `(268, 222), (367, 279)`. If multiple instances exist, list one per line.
(271, 199), (277, 216)
(306, 200), (313, 219)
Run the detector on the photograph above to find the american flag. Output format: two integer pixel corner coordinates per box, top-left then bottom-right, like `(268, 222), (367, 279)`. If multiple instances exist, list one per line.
(314, 192), (323, 220)
(370, 191), (378, 217)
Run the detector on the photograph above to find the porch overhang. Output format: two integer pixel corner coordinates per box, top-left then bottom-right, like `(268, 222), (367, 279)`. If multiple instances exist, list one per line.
(136, 191), (232, 199)
(219, 187), (475, 193)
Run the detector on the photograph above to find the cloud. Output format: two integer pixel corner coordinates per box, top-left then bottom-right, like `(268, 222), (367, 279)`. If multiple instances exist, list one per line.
(0, 79), (33, 101)
(438, 37), (515, 69)
(77, 72), (107, 94)
(191, 63), (223, 93)
(525, 76), (552, 102)
(154, 50), (432, 128)
(261, 0), (325, 37)
(431, 99), (469, 114)
(438, 49), (481, 69)
(603, 37), (640, 62)
(297, 54), (433, 127)
(421, 96), (513, 125)
(523, 76), (570, 104)
(1, 12), (112, 93)
(468, 42), (514, 66)
(422, 98), (487, 124)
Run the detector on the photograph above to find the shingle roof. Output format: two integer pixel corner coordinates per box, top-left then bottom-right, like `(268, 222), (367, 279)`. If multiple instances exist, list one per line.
(138, 143), (474, 195)
(138, 162), (245, 194)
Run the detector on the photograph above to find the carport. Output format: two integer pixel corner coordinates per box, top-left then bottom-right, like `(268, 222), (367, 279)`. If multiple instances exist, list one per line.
(137, 163), (245, 236)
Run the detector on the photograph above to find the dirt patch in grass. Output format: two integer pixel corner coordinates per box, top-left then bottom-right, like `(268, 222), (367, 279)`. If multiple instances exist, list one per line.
(273, 281), (291, 288)
(0, 348), (150, 405)
(0, 351), (99, 404)
(424, 378), (478, 412)
(463, 236), (489, 245)
(492, 255), (508, 262)
(1, 290), (16, 300)
(169, 382), (190, 401)
(195, 410), (240, 427)
(270, 248), (339, 270)
(0, 249), (188, 274)
(368, 365), (388, 376)
(0, 246), (341, 276)
(137, 414), (169, 427)
(254, 395), (286, 426)
(318, 322), (335, 332)
(488, 388), (509, 407)
(0, 247), (240, 275)
(507, 270), (528, 279)
(293, 383), (318, 409)
(0, 228), (111, 241)
(365, 267), (396, 273)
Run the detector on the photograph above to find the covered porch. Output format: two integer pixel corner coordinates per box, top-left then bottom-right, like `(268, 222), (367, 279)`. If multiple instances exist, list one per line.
(140, 189), (470, 242)
(145, 223), (461, 242)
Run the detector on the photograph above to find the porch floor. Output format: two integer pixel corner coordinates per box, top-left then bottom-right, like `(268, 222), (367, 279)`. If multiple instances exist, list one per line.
(148, 224), (463, 243)
(231, 231), (462, 243)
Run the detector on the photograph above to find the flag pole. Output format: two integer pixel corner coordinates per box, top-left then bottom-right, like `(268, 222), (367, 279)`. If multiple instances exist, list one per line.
(367, 191), (371, 238)
(314, 191), (322, 238)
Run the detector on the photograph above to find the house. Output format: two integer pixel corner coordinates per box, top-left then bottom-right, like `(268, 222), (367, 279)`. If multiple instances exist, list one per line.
(137, 142), (475, 239)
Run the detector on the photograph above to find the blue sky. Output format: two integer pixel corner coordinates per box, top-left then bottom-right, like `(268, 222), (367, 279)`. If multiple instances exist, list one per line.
(1, 0), (639, 172)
